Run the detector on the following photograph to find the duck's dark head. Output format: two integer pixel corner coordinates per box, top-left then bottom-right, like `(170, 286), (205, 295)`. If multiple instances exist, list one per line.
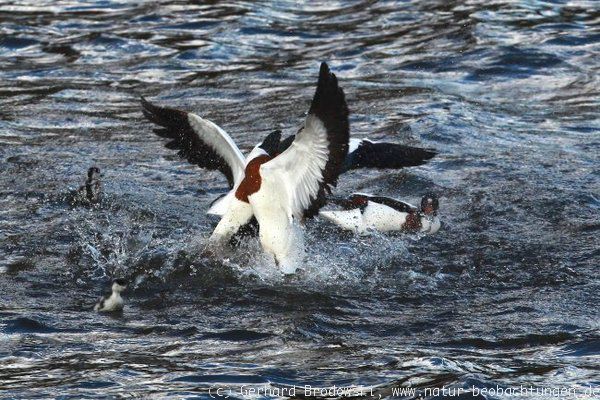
(420, 193), (439, 216)
(258, 130), (282, 157)
(87, 167), (101, 181)
(112, 278), (127, 293)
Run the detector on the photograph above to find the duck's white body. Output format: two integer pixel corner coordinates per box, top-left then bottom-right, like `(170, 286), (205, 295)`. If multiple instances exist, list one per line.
(210, 196), (254, 239)
(94, 292), (124, 312)
(209, 150), (307, 273)
(250, 189), (305, 274)
(320, 194), (440, 234)
(94, 280), (127, 312)
(321, 202), (409, 233)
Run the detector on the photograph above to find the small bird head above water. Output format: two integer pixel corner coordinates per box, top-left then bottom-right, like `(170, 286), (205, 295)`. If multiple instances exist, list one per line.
(87, 166), (101, 182)
(112, 278), (127, 293)
(420, 193), (439, 216)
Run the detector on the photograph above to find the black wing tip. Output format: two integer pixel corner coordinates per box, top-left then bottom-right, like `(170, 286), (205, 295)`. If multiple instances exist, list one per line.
(313, 61), (343, 101)
(140, 96), (167, 119)
(404, 147), (437, 165)
(349, 141), (438, 169)
(140, 96), (160, 122)
(140, 96), (190, 130)
(318, 62), (333, 81)
(421, 148), (438, 159)
(140, 95), (154, 113)
(311, 61), (349, 129)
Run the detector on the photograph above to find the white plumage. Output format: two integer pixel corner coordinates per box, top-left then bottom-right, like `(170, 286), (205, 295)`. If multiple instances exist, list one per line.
(94, 279), (127, 312)
(186, 114), (246, 185)
(320, 193), (440, 235)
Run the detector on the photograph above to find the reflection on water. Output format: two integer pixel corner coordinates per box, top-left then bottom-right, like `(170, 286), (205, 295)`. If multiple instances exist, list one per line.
(0, 1), (598, 398)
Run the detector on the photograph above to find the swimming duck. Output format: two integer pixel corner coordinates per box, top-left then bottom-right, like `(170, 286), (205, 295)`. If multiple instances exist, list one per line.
(94, 278), (127, 312)
(320, 193), (440, 234)
(143, 62), (350, 273)
(70, 166), (102, 205)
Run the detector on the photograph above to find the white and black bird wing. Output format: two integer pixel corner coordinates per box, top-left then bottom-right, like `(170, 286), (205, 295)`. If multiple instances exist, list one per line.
(141, 97), (246, 188)
(259, 62), (349, 220)
(279, 136), (436, 172)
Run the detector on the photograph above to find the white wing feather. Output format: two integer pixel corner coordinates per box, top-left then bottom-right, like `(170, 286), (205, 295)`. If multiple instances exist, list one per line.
(186, 114), (246, 185)
(259, 115), (330, 221)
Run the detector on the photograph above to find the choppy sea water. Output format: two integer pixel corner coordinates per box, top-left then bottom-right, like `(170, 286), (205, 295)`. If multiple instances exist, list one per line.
(0, 1), (599, 398)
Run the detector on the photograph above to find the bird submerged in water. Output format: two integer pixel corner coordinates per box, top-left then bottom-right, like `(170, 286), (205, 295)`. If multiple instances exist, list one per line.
(320, 193), (440, 234)
(70, 166), (102, 205)
(94, 279), (127, 312)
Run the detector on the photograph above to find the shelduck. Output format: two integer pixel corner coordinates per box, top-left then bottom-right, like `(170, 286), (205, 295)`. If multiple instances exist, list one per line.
(320, 193), (440, 234)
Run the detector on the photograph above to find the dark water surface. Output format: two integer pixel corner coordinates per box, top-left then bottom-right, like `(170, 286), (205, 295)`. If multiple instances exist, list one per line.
(1, 1), (599, 398)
